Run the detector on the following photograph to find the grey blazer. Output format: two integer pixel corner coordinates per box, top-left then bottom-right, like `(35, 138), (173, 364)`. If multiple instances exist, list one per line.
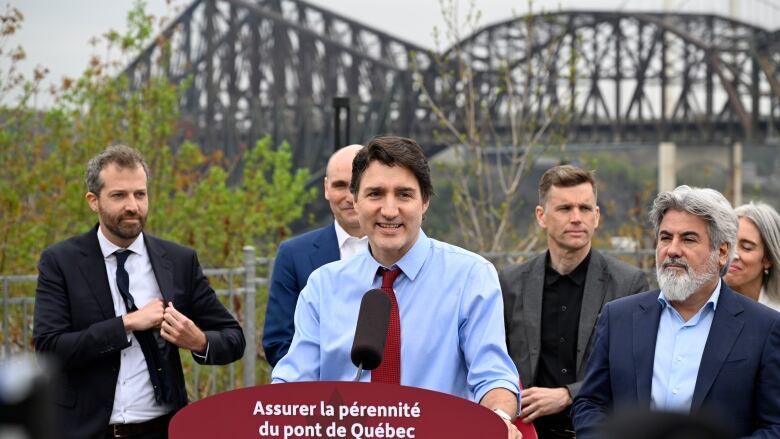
(499, 249), (648, 398)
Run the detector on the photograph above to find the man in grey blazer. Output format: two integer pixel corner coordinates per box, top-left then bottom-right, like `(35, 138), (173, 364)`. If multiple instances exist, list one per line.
(500, 165), (648, 439)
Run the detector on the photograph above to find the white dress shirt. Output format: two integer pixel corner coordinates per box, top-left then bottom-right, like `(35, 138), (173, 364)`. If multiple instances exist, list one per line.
(97, 228), (173, 424)
(334, 220), (368, 260)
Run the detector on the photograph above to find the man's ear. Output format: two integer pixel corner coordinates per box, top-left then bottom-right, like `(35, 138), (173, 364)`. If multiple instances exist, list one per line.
(86, 192), (99, 213)
(535, 205), (546, 229)
(323, 177), (330, 201)
(594, 205), (601, 230)
(718, 242), (730, 268)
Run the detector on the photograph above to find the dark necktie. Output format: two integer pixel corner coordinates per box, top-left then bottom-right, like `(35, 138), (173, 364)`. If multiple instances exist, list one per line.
(114, 250), (172, 404)
(372, 267), (402, 384)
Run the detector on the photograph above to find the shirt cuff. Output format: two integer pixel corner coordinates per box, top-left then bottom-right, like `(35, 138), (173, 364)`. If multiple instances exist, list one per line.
(192, 341), (210, 361)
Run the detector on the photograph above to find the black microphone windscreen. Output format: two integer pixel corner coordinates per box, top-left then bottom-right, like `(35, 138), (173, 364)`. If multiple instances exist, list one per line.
(350, 289), (391, 371)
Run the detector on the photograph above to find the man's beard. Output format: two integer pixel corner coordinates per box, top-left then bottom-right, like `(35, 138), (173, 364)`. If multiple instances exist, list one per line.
(99, 204), (146, 242)
(656, 251), (720, 302)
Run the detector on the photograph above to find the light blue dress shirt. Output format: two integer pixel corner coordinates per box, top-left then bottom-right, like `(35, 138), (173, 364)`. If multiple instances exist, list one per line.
(651, 280), (721, 412)
(271, 230), (520, 404)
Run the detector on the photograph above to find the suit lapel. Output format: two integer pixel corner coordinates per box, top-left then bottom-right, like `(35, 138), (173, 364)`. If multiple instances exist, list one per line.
(633, 293), (661, 406)
(525, 255), (546, 382)
(309, 223), (340, 269)
(577, 250), (608, 373)
(691, 285), (743, 411)
(77, 227), (116, 319)
(144, 235), (175, 303)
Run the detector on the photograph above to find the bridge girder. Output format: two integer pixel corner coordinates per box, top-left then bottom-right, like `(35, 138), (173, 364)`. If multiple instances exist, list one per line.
(123, 1), (780, 171)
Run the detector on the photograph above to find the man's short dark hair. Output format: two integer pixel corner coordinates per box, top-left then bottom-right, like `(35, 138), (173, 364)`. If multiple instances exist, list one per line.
(350, 136), (434, 202)
(538, 165), (596, 206)
(85, 144), (149, 195)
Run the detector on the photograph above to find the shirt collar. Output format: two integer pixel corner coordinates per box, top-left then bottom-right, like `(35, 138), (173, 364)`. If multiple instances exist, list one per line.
(334, 220), (366, 248)
(658, 278), (722, 312)
(544, 250), (591, 287)
(96, 226), (146, 259)
(365, 229), (430, 282)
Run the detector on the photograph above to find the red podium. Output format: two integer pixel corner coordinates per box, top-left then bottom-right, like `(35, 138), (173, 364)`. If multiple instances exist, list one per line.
(170, 381), (510, 438)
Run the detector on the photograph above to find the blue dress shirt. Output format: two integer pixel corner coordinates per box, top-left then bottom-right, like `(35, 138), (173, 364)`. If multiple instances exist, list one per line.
(271, 231), (520, 404)
(651, 280), (721, 412)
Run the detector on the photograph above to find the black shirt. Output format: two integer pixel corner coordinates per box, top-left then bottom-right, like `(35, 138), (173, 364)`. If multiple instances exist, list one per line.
(534, 251), (590, 437)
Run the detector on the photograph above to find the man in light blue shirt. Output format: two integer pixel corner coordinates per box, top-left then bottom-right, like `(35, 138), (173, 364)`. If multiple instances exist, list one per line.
(263, 144), (366, 367)
(651, 281), (719, 412)
(571, 185), (780, 438)
(272, 136), (521, 438)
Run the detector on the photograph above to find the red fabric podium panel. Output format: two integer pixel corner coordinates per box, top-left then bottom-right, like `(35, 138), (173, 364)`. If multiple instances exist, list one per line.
(170, 381), (508, 438)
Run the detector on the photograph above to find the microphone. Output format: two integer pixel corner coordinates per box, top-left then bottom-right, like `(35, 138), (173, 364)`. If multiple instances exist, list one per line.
(351, 289), (391, 381)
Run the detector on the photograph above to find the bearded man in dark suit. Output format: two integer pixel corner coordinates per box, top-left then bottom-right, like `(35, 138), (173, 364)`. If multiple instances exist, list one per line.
(572, 186), (780, 438)
(33, 144), (245, 439)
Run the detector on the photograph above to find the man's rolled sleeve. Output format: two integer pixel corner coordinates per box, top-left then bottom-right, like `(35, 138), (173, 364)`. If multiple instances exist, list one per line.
(460, 261), (521, 405)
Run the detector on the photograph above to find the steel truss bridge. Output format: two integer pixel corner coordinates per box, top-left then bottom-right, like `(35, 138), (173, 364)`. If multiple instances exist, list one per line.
(124, 0), (780, 172)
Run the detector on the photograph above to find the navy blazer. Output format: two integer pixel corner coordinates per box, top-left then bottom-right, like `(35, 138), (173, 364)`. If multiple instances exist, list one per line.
(571, 283), (780, 438)
(262, 223), (340, 366)
(33, 225), (245, 439)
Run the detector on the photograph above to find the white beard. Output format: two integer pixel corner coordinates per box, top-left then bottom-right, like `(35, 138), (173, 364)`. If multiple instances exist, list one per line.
(656, 251), (720, 302)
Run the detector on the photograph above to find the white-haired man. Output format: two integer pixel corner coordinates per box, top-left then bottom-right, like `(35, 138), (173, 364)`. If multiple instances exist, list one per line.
(572, 185), (780, 438)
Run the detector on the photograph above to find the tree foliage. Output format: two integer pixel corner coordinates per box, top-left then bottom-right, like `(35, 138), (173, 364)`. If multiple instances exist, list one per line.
(0, 1), (317, 275)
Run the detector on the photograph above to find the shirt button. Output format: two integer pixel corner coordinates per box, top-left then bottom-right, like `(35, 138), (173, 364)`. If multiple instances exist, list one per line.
(561, 368), (568, 374)
(676, 356), (682, 362)
(673, 388), (679, 394)
(559, 337), (565, 343)
(561, 306), (567, 312)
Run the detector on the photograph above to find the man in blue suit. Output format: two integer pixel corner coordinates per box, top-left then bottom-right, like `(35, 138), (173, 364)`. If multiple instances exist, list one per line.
(262, 144), (366, 366)
(572, 185), (780, 438)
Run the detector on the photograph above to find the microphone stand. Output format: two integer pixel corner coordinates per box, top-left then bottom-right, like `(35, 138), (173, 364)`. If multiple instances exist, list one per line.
(353, 363), (365, 382)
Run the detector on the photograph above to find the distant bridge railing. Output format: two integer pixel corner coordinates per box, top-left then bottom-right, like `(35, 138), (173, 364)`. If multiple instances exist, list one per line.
(1, 247), (654, 399)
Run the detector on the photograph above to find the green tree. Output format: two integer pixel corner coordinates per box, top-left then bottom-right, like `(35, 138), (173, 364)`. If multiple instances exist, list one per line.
(0, 1), (317, 274)
(0, 2), (316, 385)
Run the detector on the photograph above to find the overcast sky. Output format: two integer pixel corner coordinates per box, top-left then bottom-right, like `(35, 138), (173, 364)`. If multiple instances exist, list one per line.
(11, 0), (780, 107)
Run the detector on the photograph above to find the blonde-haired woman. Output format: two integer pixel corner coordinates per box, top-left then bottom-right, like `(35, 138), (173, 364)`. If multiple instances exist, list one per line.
(724, 201), (780, 310)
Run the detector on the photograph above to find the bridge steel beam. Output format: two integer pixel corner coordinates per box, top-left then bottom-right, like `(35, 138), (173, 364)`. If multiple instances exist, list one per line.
(122, 4), (780, 174)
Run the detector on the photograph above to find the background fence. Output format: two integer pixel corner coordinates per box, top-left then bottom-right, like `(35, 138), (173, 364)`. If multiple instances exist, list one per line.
(0, 247), (655, 400)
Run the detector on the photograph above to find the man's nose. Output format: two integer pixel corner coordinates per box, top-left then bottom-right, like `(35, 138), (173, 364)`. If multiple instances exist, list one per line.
(125, 196), (140, 212)
(666, 237), (683, 257)
(380, 198), (399, 217)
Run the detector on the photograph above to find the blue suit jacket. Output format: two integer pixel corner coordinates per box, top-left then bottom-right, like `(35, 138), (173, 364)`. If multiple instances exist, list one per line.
(571, 283), (780, 438)
(262, 223), (340, 366)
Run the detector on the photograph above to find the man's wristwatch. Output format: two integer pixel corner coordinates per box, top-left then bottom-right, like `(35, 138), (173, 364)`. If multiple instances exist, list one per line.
(492, 408), (513, 422)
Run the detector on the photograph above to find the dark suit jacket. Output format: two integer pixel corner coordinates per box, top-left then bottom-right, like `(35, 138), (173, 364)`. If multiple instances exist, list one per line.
(262, 223), (339, 366)
(571, 284), (780, 438)
(33, 226), (245, 439)
(500, 249), (648, 398)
